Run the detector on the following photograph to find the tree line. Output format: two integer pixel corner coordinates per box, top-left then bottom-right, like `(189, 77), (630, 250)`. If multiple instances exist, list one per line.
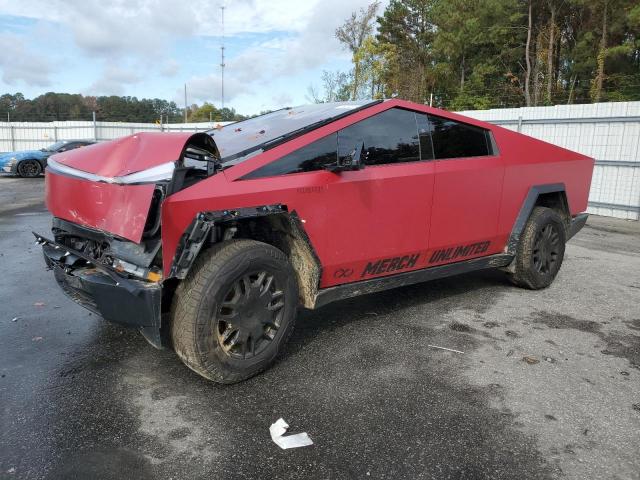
(0, 92), (248, 123)
(310, 0), (640, 110)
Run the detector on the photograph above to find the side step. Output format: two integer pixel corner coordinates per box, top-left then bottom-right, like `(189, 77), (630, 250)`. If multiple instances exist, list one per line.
(313, 253), (514, 308)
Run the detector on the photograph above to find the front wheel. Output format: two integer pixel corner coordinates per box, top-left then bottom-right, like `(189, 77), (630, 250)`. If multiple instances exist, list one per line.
(170, 240), (298, 383)
(17, 159), (42, 178)
(508, 206), (567, 290)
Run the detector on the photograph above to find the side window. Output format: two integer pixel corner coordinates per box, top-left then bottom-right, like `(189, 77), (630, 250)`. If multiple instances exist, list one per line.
(338, 108), (420, 166)
(242, 133), (337, 179)
(428, 114), (493, 159)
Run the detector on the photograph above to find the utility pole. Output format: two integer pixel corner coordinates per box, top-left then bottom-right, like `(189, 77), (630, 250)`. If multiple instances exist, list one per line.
(184, 83), (188, 123)
(220, 5), (226, 110)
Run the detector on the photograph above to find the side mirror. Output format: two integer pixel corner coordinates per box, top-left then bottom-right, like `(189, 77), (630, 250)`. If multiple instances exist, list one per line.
(327, 141), (366, 173)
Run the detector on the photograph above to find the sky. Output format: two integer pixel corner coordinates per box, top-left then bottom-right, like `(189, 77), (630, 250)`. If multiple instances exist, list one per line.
(0, 0), (385, 115)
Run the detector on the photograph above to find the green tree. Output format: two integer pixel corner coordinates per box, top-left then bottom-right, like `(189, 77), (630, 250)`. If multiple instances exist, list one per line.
(367, 0), (639, 109)
(377, 0), (438, 103)
(335, 2), (381, 99)
(0, 92), (246, 122)
(188, 102), (220, 122)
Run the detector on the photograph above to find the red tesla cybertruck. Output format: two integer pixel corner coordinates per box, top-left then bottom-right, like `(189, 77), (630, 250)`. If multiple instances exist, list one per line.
(37, 99), (594, 383)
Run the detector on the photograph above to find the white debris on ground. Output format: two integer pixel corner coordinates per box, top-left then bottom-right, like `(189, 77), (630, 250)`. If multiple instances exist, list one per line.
(269, 418), (313, 450)
(427, 344), (465, 354)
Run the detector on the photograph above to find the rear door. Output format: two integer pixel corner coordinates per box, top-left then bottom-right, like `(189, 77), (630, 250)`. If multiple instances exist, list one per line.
(425, 113), (505, 267)
(321, 107), (435, 287)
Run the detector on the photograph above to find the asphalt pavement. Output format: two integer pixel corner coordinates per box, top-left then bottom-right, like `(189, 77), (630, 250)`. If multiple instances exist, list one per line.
(0, 176), (639, 480)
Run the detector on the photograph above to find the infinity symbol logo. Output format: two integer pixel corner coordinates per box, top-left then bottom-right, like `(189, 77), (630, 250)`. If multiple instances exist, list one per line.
(333, 268), (354, 279)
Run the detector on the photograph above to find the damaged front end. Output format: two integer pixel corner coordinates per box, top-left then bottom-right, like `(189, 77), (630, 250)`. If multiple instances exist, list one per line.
(36, 132), (222, 347)
(36, 227), (164, 346)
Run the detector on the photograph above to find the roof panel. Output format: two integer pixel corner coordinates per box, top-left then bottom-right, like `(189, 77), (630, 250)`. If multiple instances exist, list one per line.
(209, 100), (379, 164)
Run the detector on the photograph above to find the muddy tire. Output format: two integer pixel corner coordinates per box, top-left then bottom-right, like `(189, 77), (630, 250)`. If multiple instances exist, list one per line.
(170, 239), (298, 384)
(17, 159), (42, 178)
(508, 207), (566, 290)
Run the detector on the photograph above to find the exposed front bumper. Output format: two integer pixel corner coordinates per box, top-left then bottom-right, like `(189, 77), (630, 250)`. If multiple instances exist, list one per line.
(36, 233), (164, 348)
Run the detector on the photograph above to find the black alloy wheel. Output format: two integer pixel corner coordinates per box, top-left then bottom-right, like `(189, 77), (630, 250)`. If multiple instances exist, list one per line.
(508, 206), (566, 290)
(171, 239), (298, 383)
(217, 270), (285, 359)
(532, 223), (560, 274)
(17, 160), (42, 178)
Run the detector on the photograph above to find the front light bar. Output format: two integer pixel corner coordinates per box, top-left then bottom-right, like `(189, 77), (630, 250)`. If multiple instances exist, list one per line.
(47, 157), (175, 185)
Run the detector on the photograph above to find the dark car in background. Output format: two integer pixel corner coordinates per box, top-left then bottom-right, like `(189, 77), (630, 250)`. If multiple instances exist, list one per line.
(0, 140), (95, 177)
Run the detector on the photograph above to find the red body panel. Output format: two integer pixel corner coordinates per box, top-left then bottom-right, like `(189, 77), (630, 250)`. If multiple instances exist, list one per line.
(429, 155), (506, 264)
(492, 126), (593, 237)
(320, 162), (434, 286)
(44, 99), (594, 289)
(46, 172), (155, 242)
(161, 159), (436, 286)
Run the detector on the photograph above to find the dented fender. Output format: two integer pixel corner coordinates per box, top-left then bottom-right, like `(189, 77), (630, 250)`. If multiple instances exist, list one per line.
(46, 172), (156, 243)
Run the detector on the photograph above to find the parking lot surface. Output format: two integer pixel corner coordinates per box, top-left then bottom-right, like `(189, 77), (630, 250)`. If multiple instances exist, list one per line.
(1, 177), (639, 480)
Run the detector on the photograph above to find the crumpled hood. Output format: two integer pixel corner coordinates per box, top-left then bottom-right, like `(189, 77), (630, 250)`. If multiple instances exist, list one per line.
(45, 131), (213, 243)
(52, 132), (197, 178)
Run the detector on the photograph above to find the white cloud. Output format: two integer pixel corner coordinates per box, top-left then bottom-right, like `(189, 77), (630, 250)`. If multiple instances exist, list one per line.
(0, 0), (388, 111)
(182, 72), (251, 106)
(0, 0), (380, 56)
(161, 59), (180, 77)
(0, 33), (52, 86)
(272, 92), (293, 106)
(0, 0), (310, 48)
(182, 0), (381, 106)
(85, 65), (142, 96)
(0, 0), (193, 58)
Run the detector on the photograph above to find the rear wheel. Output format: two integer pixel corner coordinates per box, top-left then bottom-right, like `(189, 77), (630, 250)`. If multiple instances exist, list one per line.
(17, 160), (42, 178)
(509, 206), (566, 289)
(170, 239), (298, 383)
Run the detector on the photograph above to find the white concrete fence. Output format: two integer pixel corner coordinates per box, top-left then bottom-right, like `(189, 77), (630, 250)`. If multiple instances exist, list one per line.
(1, 101), (638, 220)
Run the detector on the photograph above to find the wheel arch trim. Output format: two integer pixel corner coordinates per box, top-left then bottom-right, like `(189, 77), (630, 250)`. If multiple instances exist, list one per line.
(506, 183), (568, 256)
(168, 205), (323, 309)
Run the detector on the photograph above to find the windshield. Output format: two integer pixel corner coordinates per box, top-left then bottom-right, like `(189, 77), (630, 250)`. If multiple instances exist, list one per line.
(209, 100), (379, 166)
(45, 141), (68, 152)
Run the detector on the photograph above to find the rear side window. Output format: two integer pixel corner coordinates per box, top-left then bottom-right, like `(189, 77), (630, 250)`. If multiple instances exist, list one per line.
(242, 133), (337, 179)
(428, 114), (494, 159)
(338, 108), (420, 166)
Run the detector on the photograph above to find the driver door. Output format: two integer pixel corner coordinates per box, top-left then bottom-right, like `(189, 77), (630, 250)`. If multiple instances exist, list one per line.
(322, 108), (435, 287)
